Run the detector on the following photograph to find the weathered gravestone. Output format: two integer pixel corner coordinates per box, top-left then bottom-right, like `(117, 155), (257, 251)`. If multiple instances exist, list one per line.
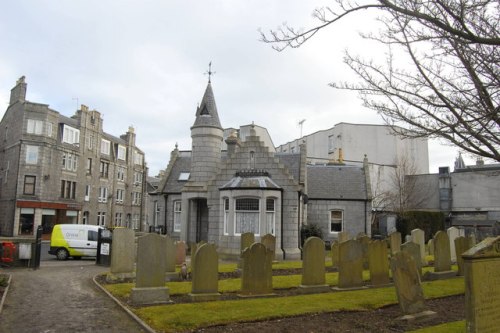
(368, 240), (390, 286)
(238, 232), (255, 269)
(390, 251), (436, 320)
(447, 226), (461, 263)
(357, 235), (370, 269)
(189, 243), (221, 301)
(462, 236), (500, 333)
(336, 239), (364, 289)
(331, 241), (339, 269)
(130, 233), (170, 305)
(389, 231), (402, 256)
(190, 240), (206, 272)
(164, 235), (178, 281)
(175, 240), (187, 265)
(107, 228), (135, 282)
(299, 237), (330, 293)
(426, 230), (455, 279)
(261, 234), (277, 260)
(427, 239), (434, 256)
(239, 243), (274, 297)
(454, 236), (469, 276)
(401, 241), (422, 277)
(411, 228), (427, 265)
(337, 231), (349, 243)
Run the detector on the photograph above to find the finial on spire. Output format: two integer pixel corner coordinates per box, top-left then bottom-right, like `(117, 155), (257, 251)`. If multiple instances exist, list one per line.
(204, 61), (216, 83)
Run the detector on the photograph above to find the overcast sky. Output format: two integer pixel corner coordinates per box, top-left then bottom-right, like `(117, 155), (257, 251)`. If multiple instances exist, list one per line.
(0, 1), (476, 176)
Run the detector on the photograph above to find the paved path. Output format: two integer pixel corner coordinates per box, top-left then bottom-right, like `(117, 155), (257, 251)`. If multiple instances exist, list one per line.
(0, 260), (146, 333)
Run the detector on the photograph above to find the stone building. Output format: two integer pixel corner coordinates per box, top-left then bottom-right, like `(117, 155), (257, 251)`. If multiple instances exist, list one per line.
(157, 81), (372, 259)
(0, 77), (147, 237)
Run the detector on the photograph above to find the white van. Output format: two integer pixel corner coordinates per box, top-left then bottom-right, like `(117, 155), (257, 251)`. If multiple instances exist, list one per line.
(48, 224), (103, 260)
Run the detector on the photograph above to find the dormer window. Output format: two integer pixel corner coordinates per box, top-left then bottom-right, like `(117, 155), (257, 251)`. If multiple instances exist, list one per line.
(200, 105), (209, 115)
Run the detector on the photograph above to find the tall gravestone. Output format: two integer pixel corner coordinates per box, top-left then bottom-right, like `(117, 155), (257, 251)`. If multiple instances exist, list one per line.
(261, 234), (277, 260)
(390, 251), (435, 320)
(427, 239), (434, 256)
(411, 228), (427, 265)
(239, 243), (274, 297)
(401, 241), (422, 277)
(368, 240), (390, 286)
(107, 228), (135, 282)
(331, 241), (339, 269)
(357, 235), (370, 269)
(238, 232), (255, 269)
(389, 231), (402, 255)
(447, 227), (461, 263)
(190, 240), (206, 272)
(336, 239), (364, 289)
(454, 236), (468, 276)
(189, 243), (221, 301)
(462, 236), (500, 333)
(175, 240), (187, 265)
(164, 235), (178, 281)
(130, 234), (170, 305)
(426, 230), (455, 280)
(300, 237), (330, 293)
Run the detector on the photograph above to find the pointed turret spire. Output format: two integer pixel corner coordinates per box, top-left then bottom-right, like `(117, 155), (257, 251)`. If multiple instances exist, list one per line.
(192, 82), (222, 129)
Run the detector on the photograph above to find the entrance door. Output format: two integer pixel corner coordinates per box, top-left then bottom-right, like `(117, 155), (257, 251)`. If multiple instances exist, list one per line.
(195, 199), (209, 243)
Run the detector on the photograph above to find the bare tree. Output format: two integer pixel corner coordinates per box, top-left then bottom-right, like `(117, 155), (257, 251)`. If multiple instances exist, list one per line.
(261, 0), (500, 161)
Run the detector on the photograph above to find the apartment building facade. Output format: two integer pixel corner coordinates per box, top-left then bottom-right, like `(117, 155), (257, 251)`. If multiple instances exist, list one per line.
(0, 77), (146, 237)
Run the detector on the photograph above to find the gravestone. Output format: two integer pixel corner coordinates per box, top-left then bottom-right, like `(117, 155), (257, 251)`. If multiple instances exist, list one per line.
(130, 234), (170, 305)
(190, 240), (206, 272)
(368, 240), (390, 286)
(389, 232), (402, 255)
(336, 239), (364, 289)
(261, 234), (277, 260)
(175, 240), (187, 265)
(390, 251), (435, 320)
(462, 236), (500, 333)
(401, 241), (422, 277)
(239, 243), (274, 297)
(427, 239), (434, 256)
(189, 243), (221, 301)
(331, 241), (339, 269)
(164, 235), (178, 281)
(299, 237), (330, 293)
(238, 232), (255, 269)
(454, 236), (468, 276)
(447, 227), (461, 263)
(405, 235), (412, 243)
(337, 231), (349, 243)
(107, 228), (135, 282)
(425, 231), (455, 280)
(357, 235), (370, 269)
(411, 228), (427, 265)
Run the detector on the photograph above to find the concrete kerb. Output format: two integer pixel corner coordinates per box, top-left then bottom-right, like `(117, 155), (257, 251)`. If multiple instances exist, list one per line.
(0, 274), (12, 315)
(92, 274), (156, 333)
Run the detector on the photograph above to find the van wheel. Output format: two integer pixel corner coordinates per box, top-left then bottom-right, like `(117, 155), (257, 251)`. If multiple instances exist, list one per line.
(56, 248), (69, 260)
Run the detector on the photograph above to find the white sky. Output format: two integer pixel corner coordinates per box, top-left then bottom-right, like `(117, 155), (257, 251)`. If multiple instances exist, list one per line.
(0, 1), (477, 176)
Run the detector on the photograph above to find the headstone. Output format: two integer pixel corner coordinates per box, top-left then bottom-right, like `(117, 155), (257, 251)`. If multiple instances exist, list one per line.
(107, 228), (135, 282)
(239, 243), (274, 296)
(189, 243), (221, 301)
(390, 251), (435, 320)
(190, 240), (206, 272)
(368, 240), (390, 286)
(261, 234), (276, 259)
(331, 241), (339, 269)
(164, 235), (178, 281)
(337, 231), (349, 243)
(405, 235), (412, 243)
(175, 240), (187, 265)
(454, 236), (468, 276)
(130, 234), (170, 305)
(238, 232), (255, 269)
(401, 241), (422, 277)
(447, 227), (461, 263)
(425, 231), (455, 280)
(462, 236), (500, 333)
(389, 232), (402, 255)
(299, 237), (330, 293)
(357, 235), (370, 269)
(411, 228), (427, 265)
(336, 239), (364, 289)
(427, 239), (434, 256)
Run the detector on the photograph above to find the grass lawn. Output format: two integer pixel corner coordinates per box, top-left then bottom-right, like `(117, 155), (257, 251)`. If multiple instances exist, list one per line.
(103, 260), (464, 332)
(409, 320), (465, 333)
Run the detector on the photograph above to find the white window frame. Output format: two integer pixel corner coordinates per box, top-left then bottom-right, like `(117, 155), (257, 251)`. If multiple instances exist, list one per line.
(115, 212), (122, 227)
(117, 145), (126, 161)
(62, 152), (78, 171)
(223, 198), (229, 235)
(116, 189), (124, 204)
(98, 186), (108, 203)
(265, 198), (275, 235)
(173, 201), (181, 232)
(97, 212), (106, 226)
(117, 166), (125, 181)
(62, 125), (80, 145)
(234, 197), (260, 236)
(27, 119), (43, 135)
(329, 210), (344, 233)
(84, 185), (91, 201)
(134, 171), (143, 185)
(134, 151), (143, 165)
(132, 192), (141, 205)
(25, 145), (39, 164)
(100, 139), (111, 155)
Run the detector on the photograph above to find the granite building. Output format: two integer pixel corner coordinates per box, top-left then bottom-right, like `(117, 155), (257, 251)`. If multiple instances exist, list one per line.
(0, 77), (147, 237)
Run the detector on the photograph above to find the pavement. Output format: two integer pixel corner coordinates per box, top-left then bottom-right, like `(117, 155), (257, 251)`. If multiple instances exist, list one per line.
(0, 259), (148, 333)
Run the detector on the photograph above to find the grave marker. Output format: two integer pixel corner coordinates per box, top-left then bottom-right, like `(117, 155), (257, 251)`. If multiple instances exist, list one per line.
(368, 240), (390, 286)
(107, 228), (135, 282)
(189, 243), (221, 301)
(411, 228), (427, 265)
(239, 243), (274, 297)
(299, 237), (330, 293)
(389, 232), (402, 255)
(401, 241), (422, 277)
(175, 240), (187, 265)
(447, 227), (460, 263)
(336, 239), (364, 289)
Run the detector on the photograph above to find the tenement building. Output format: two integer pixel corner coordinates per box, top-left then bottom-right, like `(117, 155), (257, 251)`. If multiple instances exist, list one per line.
(156, 80), (372, 259)
(0, 77), (147, 237)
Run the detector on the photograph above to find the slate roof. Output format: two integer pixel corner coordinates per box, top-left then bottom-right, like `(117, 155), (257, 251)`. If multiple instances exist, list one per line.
(162, 155), (192, 193)
(192, 83), (222, 129)
(306, 164), (368, 200)
(275, 153), (301, 181)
